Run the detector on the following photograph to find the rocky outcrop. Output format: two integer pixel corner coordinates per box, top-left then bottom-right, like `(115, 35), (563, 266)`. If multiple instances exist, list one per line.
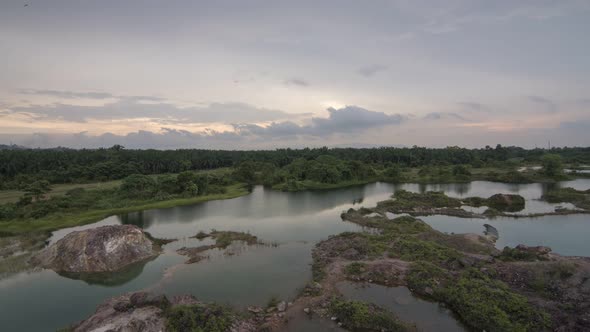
(33, 225), (160, 273)
(68, 291), (258, 332)
(70, 292), (174, 332)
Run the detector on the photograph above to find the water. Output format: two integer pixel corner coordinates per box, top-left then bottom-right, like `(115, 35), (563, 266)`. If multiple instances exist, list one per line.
(421, 214), (590, 256)
(1, 180), (589, 331)
(336, 282), (466, 331)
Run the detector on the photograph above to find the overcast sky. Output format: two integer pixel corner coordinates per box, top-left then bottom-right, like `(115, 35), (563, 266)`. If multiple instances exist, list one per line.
(1, 0), (589, 149)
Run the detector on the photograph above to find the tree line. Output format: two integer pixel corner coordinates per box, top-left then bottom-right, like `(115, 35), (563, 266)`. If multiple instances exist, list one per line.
(1, 145), (588, 189)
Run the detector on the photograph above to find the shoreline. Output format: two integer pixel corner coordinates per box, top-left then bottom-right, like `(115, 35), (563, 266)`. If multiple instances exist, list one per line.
(2, 176), (589, 235)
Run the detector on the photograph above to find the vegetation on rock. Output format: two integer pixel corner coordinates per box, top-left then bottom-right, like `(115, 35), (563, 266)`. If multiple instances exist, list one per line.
(314, 206), (587, 331)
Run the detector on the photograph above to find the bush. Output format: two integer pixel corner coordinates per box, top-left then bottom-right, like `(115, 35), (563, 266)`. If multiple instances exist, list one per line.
(330, 299), (412, 331)
(344, 262), (367, 276)
(120, 174), (156, 197)
(452, 165), (471, 177)
(389, 237), (461, 264)
(440, 270), (551, 331)
(541, 154), (563, 177)
(165, 304), (234, 332)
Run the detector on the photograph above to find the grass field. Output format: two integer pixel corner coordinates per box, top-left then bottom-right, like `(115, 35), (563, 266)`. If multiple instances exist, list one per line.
(0, 168), (233, 204)
(0, 180), (122, 204)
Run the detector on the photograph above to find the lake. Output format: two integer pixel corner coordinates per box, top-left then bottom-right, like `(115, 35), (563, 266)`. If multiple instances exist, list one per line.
(1, 179), (589, 331)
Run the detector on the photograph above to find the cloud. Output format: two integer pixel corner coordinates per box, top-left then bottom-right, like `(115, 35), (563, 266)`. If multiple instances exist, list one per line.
(357, 64), (388, 77)
(527, 96), (557, 113)
(284, 78), (309, 87)
(19, 89), (168, 103)
(6, 100), (291, 124)
(0, 106), (406, 148)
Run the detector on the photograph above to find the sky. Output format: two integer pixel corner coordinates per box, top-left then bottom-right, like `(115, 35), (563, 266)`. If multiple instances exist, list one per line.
(0, 0), (589, 149)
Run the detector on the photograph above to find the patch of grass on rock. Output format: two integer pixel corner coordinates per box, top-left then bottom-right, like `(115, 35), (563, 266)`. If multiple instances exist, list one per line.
(330, 298), (415, 331)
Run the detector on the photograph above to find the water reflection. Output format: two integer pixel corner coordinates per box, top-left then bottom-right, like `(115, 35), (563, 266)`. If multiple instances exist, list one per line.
(57, 258), (153, 286)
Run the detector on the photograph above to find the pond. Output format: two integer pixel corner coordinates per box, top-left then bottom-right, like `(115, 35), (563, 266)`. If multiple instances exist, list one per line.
(336, 281), (466, 331)
(1, 179), (589, 331)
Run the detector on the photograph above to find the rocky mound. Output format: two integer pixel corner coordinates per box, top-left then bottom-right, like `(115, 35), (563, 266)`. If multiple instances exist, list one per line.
(71, 292), (170, 332)
(33, 225), (160, 273)
(487, 193), (525, 212)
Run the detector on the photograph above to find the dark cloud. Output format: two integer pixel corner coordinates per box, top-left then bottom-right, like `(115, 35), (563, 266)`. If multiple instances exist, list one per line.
(7, 100), (290, 123)
(19, 89), (167, 102)
(19, 89), (116, 99)
(234, 106), (405, 138)
(357, 64), (388, 77)
(559, 119), (590, 132)
(527, 96), (557, 113)
(284, 78), (310, 87)
(457, 102), (492, 113)
(313, 106), (403, 132)
(423, 112), (468, 121)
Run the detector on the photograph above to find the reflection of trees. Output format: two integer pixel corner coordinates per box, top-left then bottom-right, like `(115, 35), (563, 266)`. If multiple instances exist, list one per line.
(117, 185), (398, 227)
(56, 258), (154, 287)
(0, 253), (39, 280)
(119, 211), (149, 228)
(453, 183), (471, 196)
(418, 183), (427, 193)
(541, 182), (560, 197)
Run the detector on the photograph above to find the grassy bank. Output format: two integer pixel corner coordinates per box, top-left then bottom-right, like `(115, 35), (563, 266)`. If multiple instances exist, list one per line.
(0, 184), (249, 235)
(272, 178), (380, 191)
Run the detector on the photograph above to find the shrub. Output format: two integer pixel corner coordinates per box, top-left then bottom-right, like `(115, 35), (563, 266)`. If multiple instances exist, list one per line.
(330, 299), (412, 331)
(165, 304), (234, 332)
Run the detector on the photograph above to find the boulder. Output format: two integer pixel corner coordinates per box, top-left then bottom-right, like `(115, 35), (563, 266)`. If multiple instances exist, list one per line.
(33, 225), (160, 273)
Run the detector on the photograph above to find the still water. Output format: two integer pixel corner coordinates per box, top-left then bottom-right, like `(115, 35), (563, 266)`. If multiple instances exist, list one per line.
(336, 282), (466, 331)
(1, 180), (589, 331)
